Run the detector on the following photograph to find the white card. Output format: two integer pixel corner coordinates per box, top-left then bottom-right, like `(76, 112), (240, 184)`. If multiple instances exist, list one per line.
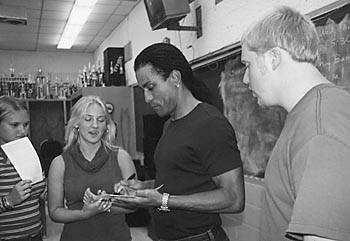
(1, 137), (43, 184)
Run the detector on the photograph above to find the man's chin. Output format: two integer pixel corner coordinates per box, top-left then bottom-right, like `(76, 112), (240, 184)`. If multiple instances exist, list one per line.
(155, 111), (167, 117)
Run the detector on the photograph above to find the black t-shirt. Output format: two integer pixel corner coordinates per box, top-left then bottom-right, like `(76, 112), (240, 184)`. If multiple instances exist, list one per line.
(154, 103), (242, 240)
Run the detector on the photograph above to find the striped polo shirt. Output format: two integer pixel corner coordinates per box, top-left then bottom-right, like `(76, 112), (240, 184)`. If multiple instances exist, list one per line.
(0, 153), (46, 240)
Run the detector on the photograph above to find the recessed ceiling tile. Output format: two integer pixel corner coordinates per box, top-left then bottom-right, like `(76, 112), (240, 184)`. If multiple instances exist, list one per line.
(1, 0), (43, 9)
(9, 25), (39, 34)
(27, 18), (40, 26)
(40, 19), (66, 28)
(37, 44), (59, 52)
(0, 41), (36, 51)
(27, 9), (42, 19)
(81, 22), (104, 32)
(97, 0), (122, 6)
(43, 1), (73, 11)
(38, 38), (59, 46)
(107, 14), (125, 24)
(91, 35), (107, 42)
(120, 0), (138, 6)
(97, 29), (114, 37)
(114, 5), (133, 15)
(91, 4), (117, 15)
(39, 33), (61, 41)
(0, 32), (36, 39)
(80, 28), (99, 36)
(44, 0), (74, 3)
(0, 24), (26, 32)
(88, 40), (104, 49)
(73, 38), (92, 45)
(40, 26), (64, 34)
(42, 10), (70, 21)
(71, 45), (89, 52)
(87, 13), (110, 23)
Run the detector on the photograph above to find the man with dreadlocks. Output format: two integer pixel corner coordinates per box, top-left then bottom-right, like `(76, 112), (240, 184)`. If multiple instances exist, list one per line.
(113, 42), (245, 241)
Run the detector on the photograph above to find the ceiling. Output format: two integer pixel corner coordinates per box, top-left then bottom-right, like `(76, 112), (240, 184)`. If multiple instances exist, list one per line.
(0, 0), (140, 53)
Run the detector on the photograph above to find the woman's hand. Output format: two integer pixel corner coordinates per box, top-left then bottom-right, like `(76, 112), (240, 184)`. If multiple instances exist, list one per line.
(6, 180), (32, 206)
(82, 188), (112, 219)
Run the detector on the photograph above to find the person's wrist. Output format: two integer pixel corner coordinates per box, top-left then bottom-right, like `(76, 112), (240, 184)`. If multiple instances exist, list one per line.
(158, 193), (170, 212)
(81, 205), (93, 219)
(1, 196), (14, 210)
(0, 196), (6, 212)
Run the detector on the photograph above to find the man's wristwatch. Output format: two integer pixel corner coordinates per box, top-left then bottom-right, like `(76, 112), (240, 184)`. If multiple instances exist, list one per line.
(158, 193), (170, 212)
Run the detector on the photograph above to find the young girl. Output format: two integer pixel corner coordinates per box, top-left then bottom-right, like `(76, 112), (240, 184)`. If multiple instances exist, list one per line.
(0, 96), (46, 241)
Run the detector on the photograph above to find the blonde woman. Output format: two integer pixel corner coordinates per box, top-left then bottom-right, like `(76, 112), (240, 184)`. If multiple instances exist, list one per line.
(48, 95), (136, 241)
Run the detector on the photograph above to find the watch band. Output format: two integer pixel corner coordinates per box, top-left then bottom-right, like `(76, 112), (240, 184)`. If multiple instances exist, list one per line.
(158, 192), (170, 212)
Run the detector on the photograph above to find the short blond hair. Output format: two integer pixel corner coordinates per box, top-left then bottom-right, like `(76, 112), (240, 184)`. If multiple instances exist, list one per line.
(241, 6), (320, 65)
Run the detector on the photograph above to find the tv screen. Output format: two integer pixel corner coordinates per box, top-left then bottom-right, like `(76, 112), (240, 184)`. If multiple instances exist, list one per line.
(144, 0), (190, 30)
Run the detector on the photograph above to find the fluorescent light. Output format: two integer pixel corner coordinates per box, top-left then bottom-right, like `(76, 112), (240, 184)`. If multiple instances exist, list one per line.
(75, 0), (98, 7)
(57, 0), (97, 49)
(57, 38), (75, 49)
(62, 25), (84, 38)
(68, 7), (93, 24)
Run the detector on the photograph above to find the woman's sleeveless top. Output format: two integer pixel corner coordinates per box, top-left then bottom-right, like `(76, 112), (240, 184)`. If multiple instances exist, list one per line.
(60, 143), (131, 241)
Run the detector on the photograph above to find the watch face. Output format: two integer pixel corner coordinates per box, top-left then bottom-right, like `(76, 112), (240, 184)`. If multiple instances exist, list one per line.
(106, 102), (114, 114)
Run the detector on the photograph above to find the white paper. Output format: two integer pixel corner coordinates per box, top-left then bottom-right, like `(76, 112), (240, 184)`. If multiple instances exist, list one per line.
(1, 137), (43, 183)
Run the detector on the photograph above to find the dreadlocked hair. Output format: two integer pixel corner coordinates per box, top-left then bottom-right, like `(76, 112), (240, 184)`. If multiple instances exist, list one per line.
(134, 42), (195, 92)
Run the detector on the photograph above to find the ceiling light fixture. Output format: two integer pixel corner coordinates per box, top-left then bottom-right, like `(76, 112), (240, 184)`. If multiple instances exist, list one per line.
(57, 0), (98, 49)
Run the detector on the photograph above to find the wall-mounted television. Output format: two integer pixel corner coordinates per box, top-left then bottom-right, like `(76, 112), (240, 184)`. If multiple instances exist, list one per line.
(144, 0), (190, 30)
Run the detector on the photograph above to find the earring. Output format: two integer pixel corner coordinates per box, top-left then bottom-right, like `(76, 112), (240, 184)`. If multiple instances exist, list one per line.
(175, 83), (179, 88)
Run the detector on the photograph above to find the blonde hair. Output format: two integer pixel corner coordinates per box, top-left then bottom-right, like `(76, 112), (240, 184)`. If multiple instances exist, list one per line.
(0, 96), (28, 123)
(64, 95), (118, 151)
(241, 6), (320, 65)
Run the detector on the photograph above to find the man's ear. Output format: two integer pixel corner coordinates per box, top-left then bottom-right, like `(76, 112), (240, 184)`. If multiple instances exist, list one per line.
(269, 47), (281, 71)
(169, 70), (181, 87)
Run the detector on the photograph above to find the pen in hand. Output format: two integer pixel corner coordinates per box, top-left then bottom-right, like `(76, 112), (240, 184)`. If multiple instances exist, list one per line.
(113, 173), (136, 195)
